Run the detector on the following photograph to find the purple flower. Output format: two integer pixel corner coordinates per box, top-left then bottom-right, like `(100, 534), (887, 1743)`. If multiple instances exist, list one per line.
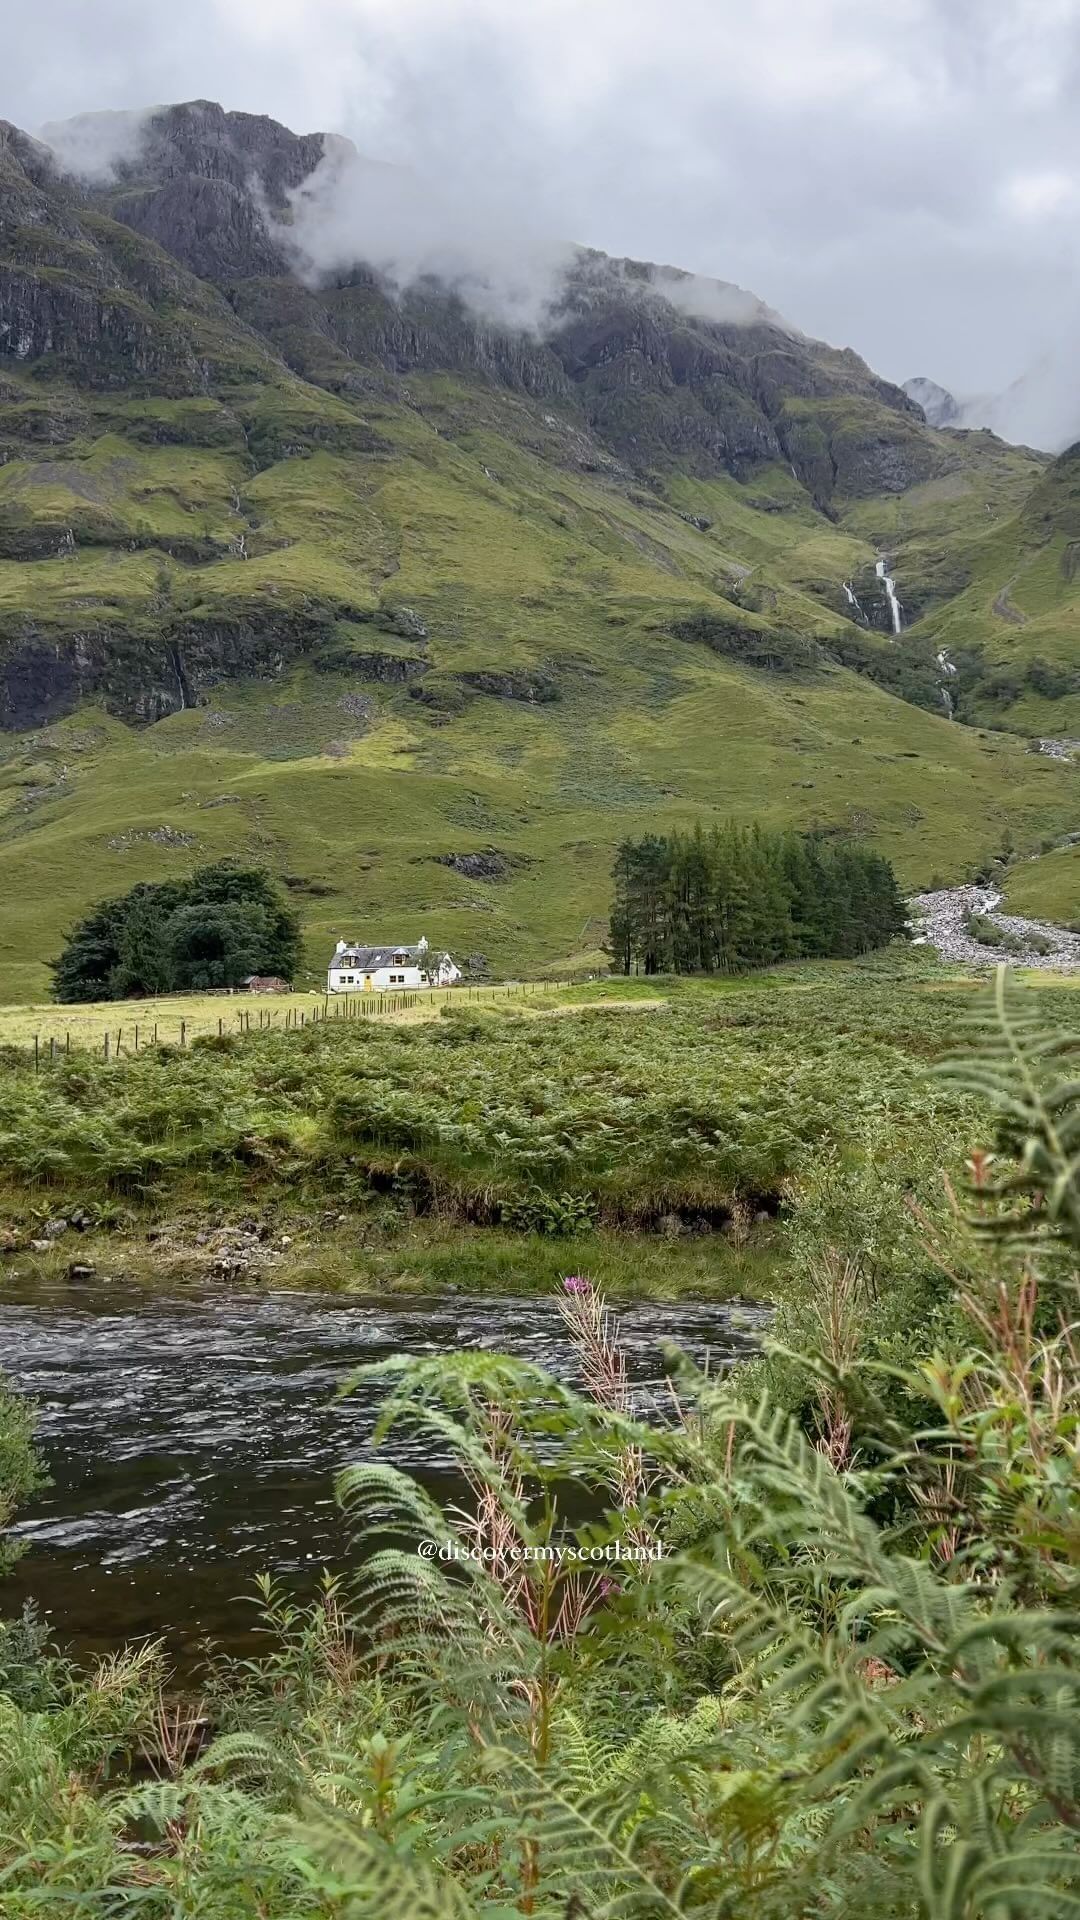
(597, 1576), (622, 1598)
(562, 1275), (591, 1294)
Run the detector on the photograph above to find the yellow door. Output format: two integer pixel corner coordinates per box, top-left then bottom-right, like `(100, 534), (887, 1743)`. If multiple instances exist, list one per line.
(364, 974), (373, 990)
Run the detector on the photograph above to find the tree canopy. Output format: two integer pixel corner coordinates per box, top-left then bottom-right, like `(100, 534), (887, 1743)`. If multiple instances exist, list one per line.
(50, 864), (302, 1002)
(609, 822), (907, 974)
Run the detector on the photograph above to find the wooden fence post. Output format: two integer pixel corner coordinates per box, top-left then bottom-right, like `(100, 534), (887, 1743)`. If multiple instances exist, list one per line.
(33, 1034), (39, 1073)
(180, 1020), (186, 1047)
(103, 1032), (110, 1062)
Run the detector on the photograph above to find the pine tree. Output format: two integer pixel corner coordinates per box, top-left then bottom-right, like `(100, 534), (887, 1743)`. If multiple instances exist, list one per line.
(609, 824), (907, 975)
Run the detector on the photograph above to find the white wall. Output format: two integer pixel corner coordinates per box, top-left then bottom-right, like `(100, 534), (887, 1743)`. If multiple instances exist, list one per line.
(328, 965), (424, 992)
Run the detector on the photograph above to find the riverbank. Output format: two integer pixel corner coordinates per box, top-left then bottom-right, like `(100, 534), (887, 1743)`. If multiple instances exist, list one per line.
(3, 953), (1078, 1914)
(0, 1208), (779, 1302)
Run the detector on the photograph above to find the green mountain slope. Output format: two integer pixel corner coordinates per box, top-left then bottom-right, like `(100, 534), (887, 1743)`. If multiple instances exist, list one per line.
(908, 446), (1080, 732)
(1, 104), (1077, 999)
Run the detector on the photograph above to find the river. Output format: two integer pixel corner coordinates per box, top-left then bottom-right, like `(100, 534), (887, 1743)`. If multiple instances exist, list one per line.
(0, 1277), (767, 1667)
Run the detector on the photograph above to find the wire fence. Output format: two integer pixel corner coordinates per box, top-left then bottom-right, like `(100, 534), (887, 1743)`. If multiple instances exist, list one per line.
(3, 979), (590, 1070)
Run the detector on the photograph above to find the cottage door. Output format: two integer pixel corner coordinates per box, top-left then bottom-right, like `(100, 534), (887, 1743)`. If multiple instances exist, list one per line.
(364, 974), (373, 991)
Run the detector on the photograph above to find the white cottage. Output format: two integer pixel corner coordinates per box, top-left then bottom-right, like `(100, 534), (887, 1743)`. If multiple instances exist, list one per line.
(327, 937), (462, 993)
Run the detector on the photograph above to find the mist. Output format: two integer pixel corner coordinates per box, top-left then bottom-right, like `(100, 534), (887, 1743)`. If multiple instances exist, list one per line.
(275, 136), (578, 334)
(38, 106), (151, 181)
(38, 103), (796, 344)
(957, 334), (1080, 453)
(9, 0), (1080, 445)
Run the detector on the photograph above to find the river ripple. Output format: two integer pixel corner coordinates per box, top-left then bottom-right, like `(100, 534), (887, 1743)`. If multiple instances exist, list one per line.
(0, 1279), (766, 1663)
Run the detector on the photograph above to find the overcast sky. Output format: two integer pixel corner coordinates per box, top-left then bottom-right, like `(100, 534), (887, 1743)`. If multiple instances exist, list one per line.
(5, 0), (1080, 406)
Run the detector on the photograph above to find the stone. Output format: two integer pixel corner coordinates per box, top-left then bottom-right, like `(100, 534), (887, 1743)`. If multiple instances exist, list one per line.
(379, 604), (428, 640)
(43, 1217), (69, 1238)
(30, 1239), (50, 1253)
(433, 849), (529, 882)
(67, 1260), (95, 1279)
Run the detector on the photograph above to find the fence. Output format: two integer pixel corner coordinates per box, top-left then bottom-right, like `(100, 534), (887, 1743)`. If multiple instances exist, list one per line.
(5, 979), (590, 1070)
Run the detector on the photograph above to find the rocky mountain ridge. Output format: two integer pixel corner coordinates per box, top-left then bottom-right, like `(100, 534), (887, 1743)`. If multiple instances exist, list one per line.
(0, 100), (1078, 992)
(11, 102), (941, 501)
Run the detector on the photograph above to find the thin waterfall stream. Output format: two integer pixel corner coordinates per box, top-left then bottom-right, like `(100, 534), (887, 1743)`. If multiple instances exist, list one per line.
(875, 556), (903, 634)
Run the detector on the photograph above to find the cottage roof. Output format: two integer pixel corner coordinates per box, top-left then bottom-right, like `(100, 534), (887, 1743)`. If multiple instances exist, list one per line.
(330, 945), (422, 968)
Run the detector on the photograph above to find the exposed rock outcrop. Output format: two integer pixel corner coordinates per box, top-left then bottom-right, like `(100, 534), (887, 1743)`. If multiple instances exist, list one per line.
(22, 103), (948, 499)
(457, 669), (559, 703)
(0, 604), (343, 729)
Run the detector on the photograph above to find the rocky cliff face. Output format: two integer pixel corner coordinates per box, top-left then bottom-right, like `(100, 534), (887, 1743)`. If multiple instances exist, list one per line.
(0, 99), (971, 733)
(24, 102), (944, 502)
(0, 603), (341, 730)
(98, 101), (326, 283)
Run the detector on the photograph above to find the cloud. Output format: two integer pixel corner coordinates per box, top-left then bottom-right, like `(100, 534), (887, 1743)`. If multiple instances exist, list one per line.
(3, 0), (1079, 430)
(1001, 168), (1078, 220)
(953, 336), (1080, 452)
(274, 140), (794, 336)
(274, 136), (578, 333)
(38, 106), (152, 180)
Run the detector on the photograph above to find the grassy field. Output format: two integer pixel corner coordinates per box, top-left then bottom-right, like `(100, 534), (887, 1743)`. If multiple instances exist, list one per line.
(0, 979), (565, 1055)
(0, 948), (1057, 1310)
(1005, 843), (1080, 925)
(0, 948), (997, 1250)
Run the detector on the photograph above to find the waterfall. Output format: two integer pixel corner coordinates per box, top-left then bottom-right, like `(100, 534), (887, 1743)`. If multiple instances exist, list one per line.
(875, 557), (903, 634)
(842, 580), (866, 623)
(937, 648), (956, 719)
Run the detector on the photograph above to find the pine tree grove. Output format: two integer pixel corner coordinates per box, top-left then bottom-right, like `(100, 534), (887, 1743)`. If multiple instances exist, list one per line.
(610, 823), (908, 974)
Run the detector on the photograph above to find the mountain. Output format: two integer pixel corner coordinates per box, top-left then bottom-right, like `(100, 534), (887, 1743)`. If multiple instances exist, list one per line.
(902, 377), (960, 429)
(905, 348), (1080, 456)
(0, 102), (1077, 999)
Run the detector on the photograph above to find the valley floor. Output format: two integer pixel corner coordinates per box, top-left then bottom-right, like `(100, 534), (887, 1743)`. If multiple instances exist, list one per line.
(0, 947), (1031, 1299)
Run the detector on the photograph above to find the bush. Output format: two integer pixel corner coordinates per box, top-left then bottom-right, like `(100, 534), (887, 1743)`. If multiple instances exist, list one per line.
(0, 1378), (43, 1580)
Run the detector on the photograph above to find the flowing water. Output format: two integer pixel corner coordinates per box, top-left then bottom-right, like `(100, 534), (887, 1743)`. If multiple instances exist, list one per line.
(875, 557), (903, 634)
(0, 1277), (768, 1666)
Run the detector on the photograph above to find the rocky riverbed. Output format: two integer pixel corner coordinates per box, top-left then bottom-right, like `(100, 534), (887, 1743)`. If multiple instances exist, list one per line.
(1036, 738), (1080, 761)
(910, 885), (1080, 970)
